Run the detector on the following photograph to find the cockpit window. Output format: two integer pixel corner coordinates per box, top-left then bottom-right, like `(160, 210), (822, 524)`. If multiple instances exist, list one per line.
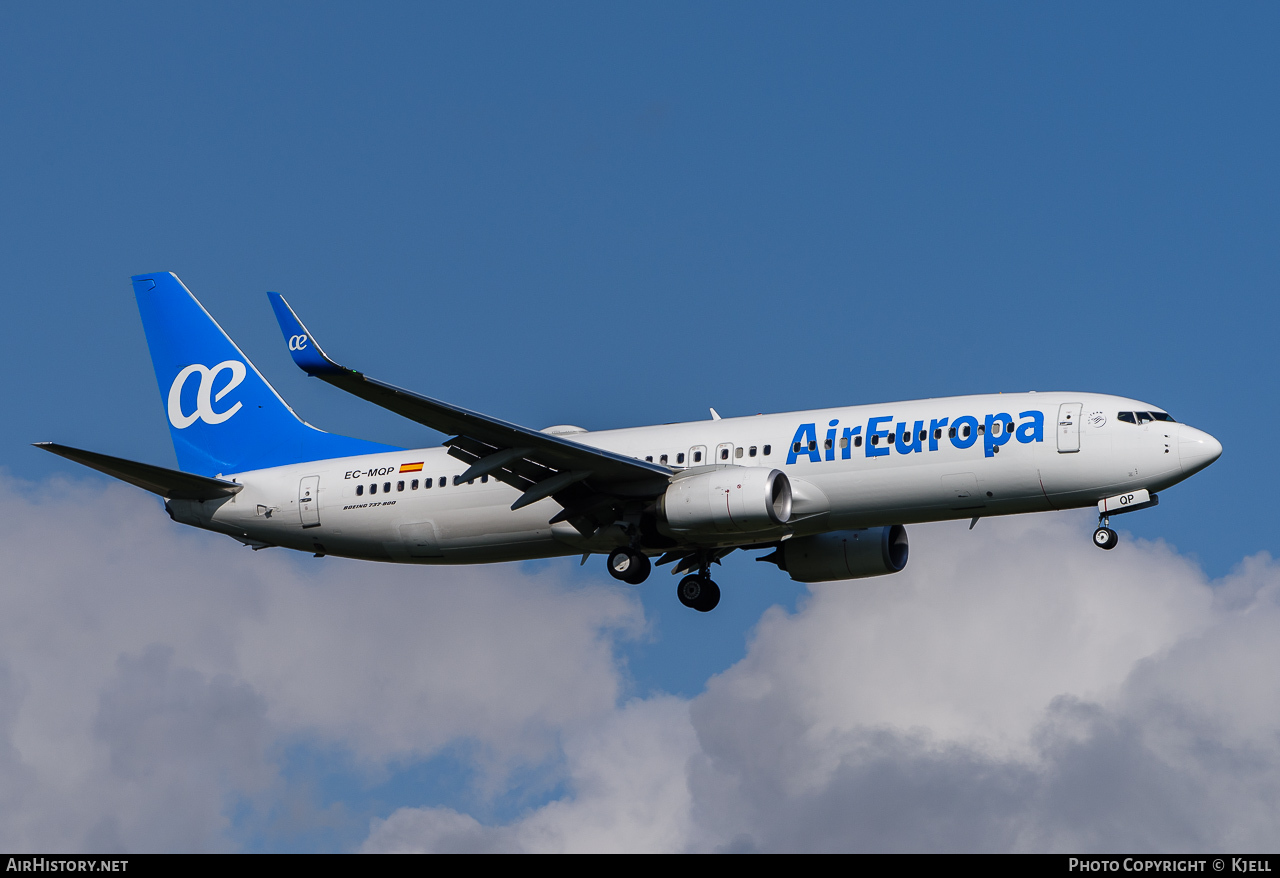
(1118, 410), (1175, 424)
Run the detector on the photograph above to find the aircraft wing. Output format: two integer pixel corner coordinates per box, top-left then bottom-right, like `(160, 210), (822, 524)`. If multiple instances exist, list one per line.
(268, 293), (671, 532)
(34, 443), (243, 501)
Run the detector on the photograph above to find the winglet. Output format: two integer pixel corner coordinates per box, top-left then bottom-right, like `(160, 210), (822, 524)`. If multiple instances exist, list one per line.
(267, 292), (345, 376)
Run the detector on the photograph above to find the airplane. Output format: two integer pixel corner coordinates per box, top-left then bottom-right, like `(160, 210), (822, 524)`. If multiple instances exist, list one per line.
(36, 272), (1223, 612)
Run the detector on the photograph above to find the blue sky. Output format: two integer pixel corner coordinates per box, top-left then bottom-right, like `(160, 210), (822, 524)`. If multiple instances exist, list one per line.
(2, 3), (1279, 852)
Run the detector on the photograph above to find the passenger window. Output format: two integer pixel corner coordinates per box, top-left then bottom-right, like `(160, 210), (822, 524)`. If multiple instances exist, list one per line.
(660, 454), (668, 464)
(439, 477), (446, 487)
(452, 476), (460, 486)
(978, 424), (985, 435)
(793, 442), (802, 453)
(720, 448), (729, 460)
(397, 481), (405, 492)
(1006, 421), (1013, 434)
(693, 451), (702, 462)
(854, 436), (862, 447)
(963, 426), (971, 438)
(871, 435), (879, 446)
(824, 438), (833, 450)
(808, 440), (817, 451)
(384, 482), (391, 493)
(481, 474), (488, 483)
(735, 447), (743, 458)
(949, 427), (956, 438)
(411, 479), (419, 490)
(677, 452), (685, 464)
(1118, 412), (1136, 424)
(763, 445), (771, 455)
(645, 456), (653, 462)
(839, 437), (848, 449)
(370, 483), (377, 495)
(934, 428), (942, 440)
(356, 484), (364, 496)
(749, 447), (757, 457)
(919, 430), (927, 441)
(423, 478), (431, 489)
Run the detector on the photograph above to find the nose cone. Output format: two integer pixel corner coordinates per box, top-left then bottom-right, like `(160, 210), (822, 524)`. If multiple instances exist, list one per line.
(1179, 425), (1223, 476)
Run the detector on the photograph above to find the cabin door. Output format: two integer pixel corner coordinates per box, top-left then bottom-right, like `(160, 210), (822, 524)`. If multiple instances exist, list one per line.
(299, 476), (321, 528)
(1056, 403), (1082, 453)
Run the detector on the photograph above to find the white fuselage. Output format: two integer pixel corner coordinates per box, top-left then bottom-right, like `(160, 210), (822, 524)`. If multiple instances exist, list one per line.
(166, 392), (1220, 563)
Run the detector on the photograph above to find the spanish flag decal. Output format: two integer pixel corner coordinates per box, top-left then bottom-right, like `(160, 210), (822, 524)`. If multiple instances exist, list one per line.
(399, 462), (424, 473)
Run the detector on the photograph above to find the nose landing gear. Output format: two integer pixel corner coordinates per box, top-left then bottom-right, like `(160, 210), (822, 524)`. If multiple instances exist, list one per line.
(1094, 514), (1118, 550)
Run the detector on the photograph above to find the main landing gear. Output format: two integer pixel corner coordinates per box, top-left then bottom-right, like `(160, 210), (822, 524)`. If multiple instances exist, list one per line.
(1093, 514), (1118, 550)
(605, 547), (721, 612)
(606, 547), (651, 585)
(677, 574), (720, 613)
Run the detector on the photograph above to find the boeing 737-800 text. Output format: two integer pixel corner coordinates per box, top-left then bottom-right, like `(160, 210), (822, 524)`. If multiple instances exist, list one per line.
(37, 273), (1223, 612)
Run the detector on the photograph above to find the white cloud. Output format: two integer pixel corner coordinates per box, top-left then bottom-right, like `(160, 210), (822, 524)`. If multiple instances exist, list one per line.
(0, 474), (641, 851)
(4, 472), (1278, 853)
(368, 514), (1280, 852)
(363, 696), (699, 853)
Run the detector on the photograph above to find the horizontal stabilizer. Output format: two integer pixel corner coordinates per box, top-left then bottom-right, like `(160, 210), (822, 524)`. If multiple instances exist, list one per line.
(34, 443), (243, 501)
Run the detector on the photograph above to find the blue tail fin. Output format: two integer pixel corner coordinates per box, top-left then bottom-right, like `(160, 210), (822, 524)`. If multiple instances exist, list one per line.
(133, 272), (399, 476)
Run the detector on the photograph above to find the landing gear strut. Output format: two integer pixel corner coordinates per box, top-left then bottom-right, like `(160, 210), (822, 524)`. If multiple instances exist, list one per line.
(606, 547), (651, 584)
(1093, 515), (1118, 550)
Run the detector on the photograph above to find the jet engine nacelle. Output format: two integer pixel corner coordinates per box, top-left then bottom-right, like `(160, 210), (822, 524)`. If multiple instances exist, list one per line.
(659, 467), (792, 535)
(764, 526), (909, 582)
